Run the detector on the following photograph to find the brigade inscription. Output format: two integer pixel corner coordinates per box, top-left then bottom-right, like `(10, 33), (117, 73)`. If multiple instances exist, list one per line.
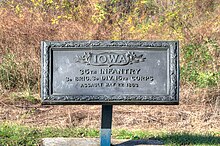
(41, 41), (179, 105)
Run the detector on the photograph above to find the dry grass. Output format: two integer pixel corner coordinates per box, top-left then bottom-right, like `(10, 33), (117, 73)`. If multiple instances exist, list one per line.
(0, 1), (219, 91)
(0, 0), (219, 133)
(0, 86), (219, 133)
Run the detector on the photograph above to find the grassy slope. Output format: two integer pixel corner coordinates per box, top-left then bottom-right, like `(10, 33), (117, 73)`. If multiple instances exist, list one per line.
(0, 0), (219, 91)
(0, 0), (220, 145)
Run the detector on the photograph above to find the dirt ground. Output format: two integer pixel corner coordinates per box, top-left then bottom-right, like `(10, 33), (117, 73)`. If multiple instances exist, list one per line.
(0, 86), (219, 133)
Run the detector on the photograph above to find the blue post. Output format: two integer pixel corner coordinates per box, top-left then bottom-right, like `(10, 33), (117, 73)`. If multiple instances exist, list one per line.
(100, 105), (113, 146)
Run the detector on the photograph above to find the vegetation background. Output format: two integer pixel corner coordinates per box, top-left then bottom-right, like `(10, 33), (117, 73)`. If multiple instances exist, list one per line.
(0, 0), (219, 145)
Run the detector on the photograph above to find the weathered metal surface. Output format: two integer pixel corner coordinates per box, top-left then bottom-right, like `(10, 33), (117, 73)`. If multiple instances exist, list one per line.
(41, 41), (179, 105)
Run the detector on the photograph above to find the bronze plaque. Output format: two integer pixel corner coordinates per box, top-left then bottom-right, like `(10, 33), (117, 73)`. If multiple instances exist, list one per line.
(41, 41), (179, 105)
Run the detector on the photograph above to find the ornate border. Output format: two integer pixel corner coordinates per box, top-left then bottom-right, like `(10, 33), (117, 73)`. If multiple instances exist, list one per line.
(41, 41), (179, 105)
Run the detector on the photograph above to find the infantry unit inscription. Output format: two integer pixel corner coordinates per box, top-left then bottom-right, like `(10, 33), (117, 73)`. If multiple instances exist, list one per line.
(41, 41), (179, 105)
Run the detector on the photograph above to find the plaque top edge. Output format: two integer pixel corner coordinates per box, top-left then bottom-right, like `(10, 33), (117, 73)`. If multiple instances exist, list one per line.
(42, 40), (179, 43)
(41, 40), (179, 49)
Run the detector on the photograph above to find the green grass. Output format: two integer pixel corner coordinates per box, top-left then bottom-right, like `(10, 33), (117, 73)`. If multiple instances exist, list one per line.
(114, 130), (220, 145)
(0, 123), (39, 146)
(0, 123), (99, 146)
(159, 133), (220, 146)
(0, 123), (220, 146)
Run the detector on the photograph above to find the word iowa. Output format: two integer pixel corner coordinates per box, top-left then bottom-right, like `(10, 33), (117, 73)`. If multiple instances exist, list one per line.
(76, 52), (146, 67)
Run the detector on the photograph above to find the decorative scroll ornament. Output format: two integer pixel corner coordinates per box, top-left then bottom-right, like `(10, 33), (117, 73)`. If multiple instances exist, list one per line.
(75, 52), (146, 67)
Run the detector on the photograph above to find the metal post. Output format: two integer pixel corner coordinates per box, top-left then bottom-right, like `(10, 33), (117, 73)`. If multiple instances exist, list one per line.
(100, 105), (113, 146)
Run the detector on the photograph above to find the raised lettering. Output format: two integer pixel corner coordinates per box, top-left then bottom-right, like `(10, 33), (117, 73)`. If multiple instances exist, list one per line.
(118, 55), (127, 63)
(108, 54), (118, 63)
(99, 55), (107, 63)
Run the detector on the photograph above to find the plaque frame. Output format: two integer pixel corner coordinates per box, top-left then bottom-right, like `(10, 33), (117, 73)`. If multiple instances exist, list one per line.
(41, 40), (179, 105)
